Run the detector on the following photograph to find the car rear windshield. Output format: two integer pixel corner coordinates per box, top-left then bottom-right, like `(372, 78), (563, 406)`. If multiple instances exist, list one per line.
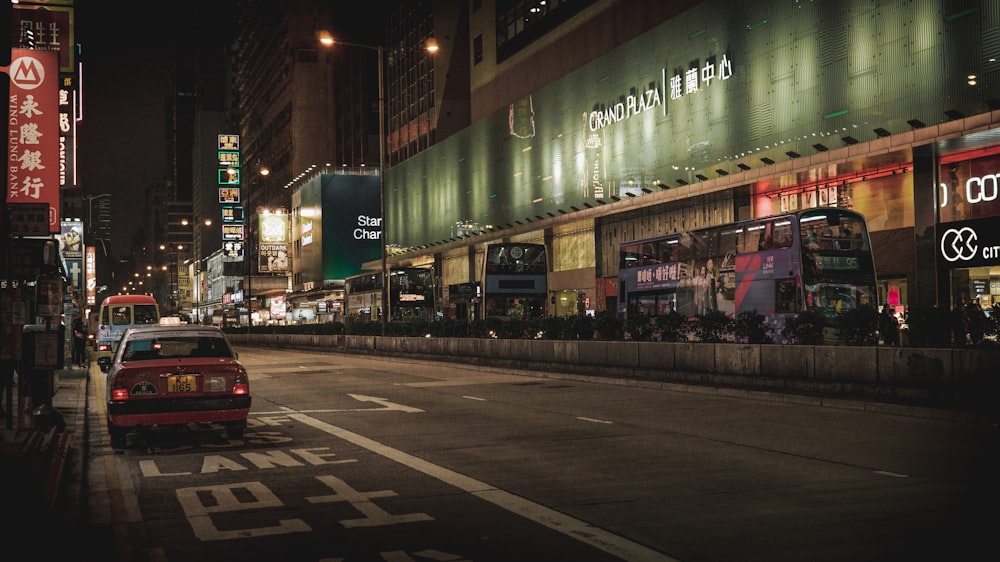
(122, 336), (233, 361)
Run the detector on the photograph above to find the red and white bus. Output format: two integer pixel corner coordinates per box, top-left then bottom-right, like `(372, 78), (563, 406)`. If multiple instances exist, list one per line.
(95, 294), (160, 369)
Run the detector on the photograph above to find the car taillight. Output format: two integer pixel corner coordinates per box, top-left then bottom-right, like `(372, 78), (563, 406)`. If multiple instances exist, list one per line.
(109, 374), (129, 401)
(233, 370), (249, 395)
(98, 343), (111, 352)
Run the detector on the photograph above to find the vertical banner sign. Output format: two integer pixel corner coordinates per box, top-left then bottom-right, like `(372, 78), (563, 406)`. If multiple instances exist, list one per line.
(59, 219), (84, 294)
(217, 134), (240, 210)
(58, 78), (76, 189)
(5, 49), (60, 233)
(218, 134), (242, 261)
(86, 245), (96, 307)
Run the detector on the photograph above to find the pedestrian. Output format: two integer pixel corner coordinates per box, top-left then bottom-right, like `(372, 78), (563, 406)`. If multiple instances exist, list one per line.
(951, 298), (968, 347)
(966, 299), (987, 346)
(72, 316), (88, 367)
(879, 306), (899, 346)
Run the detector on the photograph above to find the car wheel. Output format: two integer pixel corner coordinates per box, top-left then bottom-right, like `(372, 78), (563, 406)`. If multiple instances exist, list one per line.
(109, 424), (127, 449)
(226, 421), (246, 440)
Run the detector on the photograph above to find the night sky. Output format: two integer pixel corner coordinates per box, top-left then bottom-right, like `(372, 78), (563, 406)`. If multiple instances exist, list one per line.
(74, 2), (235, 257)
(73, 1), (395, 257)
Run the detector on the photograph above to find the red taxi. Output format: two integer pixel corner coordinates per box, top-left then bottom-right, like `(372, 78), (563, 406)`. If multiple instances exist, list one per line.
(101, 321), (251, 448)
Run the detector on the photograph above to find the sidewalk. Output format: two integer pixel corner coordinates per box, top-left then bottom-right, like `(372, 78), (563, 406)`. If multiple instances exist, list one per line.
(0, 362), (91, 556)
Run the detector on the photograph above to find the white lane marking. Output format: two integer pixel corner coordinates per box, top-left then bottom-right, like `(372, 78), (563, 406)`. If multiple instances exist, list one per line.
(462, 396), (486, 401)
(287, 410), (679, 562)
(576, 416), (614, 424)
(253, 396), (424, 416)
(404, 374), (530, 387)
(874, 470), (909, 478)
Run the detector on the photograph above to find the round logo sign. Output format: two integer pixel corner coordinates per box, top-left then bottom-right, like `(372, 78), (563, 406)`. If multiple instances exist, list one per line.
(940, 226), (978, 262)
(9, 55), (47, 90)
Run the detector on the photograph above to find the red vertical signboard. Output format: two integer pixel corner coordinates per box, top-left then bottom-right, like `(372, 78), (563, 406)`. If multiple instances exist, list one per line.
(85, 244), (97, 307)
(4, 49), (60, 233)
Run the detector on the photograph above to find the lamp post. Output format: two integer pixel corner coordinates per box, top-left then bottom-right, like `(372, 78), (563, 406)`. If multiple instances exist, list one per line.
(319, 33), (437, 334)
(247, 167), (270, 332)
(375, 45), (388, 335)
(319, 34), (389, 335)
(83, 193), (111, 238)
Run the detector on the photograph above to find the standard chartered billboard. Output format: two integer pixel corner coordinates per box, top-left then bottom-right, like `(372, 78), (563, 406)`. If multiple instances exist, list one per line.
(294, 173), (381, 287)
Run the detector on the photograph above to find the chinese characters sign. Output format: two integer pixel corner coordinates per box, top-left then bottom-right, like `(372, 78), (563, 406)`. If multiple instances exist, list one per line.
(218, 134), (239, 150)
(5, 50), (60, 233)
(12, 5), (75, 72)
(588, 53), (734, 132)
(217, 134), (241, 234)
(218, 151), (240, 167)
(222, 205), (244, 223)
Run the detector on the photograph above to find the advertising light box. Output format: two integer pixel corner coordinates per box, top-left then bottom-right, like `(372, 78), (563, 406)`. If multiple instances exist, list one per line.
(222, 205), (244, 223)
(322, 174), (381, 281)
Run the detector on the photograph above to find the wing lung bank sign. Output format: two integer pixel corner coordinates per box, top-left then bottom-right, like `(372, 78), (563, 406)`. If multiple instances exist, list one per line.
(5, 49), (60, 233)
(937, 216), (1000, 269)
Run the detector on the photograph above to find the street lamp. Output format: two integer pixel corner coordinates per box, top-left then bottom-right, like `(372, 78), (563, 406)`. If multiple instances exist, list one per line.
(82, 193), (111, 240)
(246, 167), (272, 331)
(318, 32), (437, 335)
(180, 218), (213, 323)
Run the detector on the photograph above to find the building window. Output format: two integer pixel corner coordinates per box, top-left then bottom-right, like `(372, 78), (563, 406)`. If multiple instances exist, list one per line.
(495, 0), (596, 63)
(474, 34), (483, 65)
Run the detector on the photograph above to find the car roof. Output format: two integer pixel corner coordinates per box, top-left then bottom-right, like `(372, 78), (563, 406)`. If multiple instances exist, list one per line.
(121, 325), (228, 340)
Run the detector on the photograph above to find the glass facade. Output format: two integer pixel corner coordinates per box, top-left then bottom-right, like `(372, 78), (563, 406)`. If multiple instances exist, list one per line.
(386, 0), (993, 250)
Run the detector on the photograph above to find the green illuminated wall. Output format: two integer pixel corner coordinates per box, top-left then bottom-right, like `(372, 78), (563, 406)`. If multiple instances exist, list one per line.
(386, 0), (993, 249)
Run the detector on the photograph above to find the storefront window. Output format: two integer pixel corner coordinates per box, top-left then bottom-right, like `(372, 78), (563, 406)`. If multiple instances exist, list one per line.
(939, 154), (1000, 224)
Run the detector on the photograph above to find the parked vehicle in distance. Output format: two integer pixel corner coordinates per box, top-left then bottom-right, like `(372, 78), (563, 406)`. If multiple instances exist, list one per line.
(345, 267), (437, 322)
(101, 321), (251, 449)
(95, 294), (161, 370)
(87, 309), (99, 349)
(481, 243), (548, 319)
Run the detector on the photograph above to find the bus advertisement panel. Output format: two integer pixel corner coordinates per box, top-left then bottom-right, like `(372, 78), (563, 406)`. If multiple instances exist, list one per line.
(482, 243), (548, 319)
(618, 208), (877, 337)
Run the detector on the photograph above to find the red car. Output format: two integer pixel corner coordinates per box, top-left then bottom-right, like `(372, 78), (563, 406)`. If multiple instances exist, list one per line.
(101, 323), (251, 448)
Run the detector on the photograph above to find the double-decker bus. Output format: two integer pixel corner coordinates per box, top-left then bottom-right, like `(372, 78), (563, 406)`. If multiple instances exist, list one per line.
(617, 208), (877, 335)
(481, 243), (548, 319)
(345, 267), (436, 321)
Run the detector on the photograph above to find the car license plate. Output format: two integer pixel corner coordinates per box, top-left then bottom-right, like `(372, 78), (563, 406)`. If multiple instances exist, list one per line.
(167, 374), (197, 393)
